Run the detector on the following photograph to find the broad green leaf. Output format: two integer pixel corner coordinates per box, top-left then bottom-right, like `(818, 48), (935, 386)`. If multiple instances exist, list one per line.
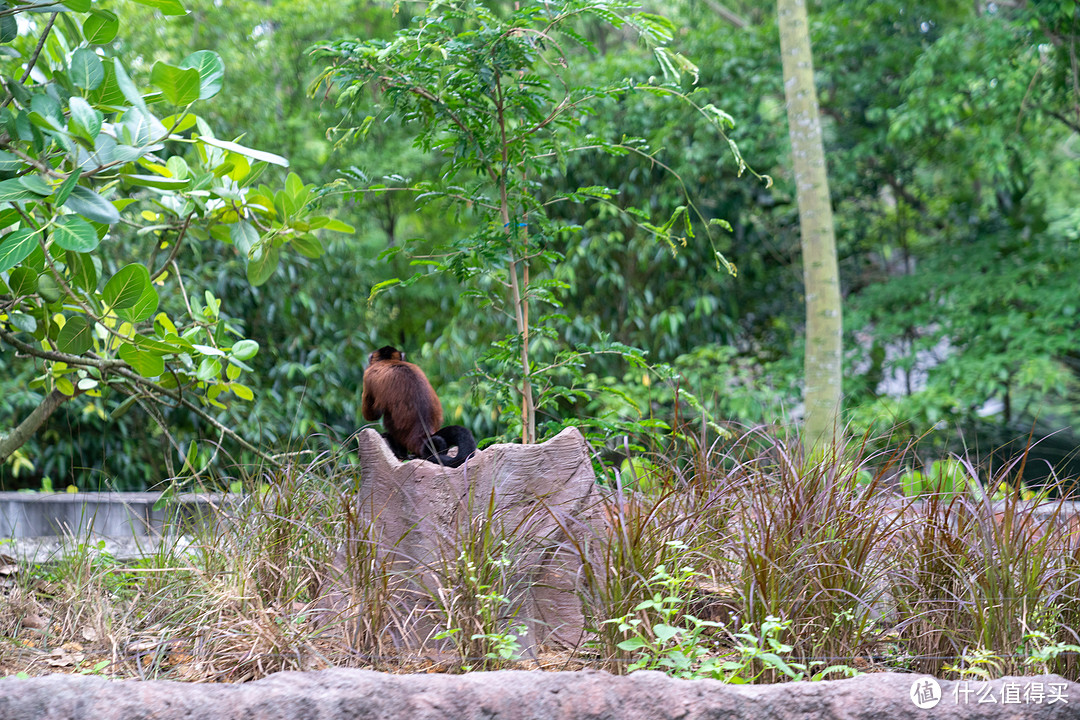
(65, 250), (98, 291)
(230, 383), (254, 401)
(7, 266), (36, 295)
(150, 62), (201, 106)
(10, 312), (36, 333)
(130, 0), (187, 16)
(285, 172), (309, 209)
(68, 96), (103, 142)
(290, 234), (324, 259)
(196, 356), (222, 382)
(0, 13), (16, 43)
(0, 151), (20, 172)
(55, 172), (80, 206)
(616, 638), (648, 651)
(36, 274), (61, 303)
(52, 215), (99, 252)
(61, 0), (91, 10)
(56, 377), (76, 396)
(116, 282), (159, 323)
(179, 50), (224, 100)
(18, 175), (53, 196)
(230, 221), (258, 255)
(319, 218), (355, 233)
(56, 315), (93, 354)
(112, 59), (146, 112)
(162, 113), (198, 134)
(0, 179), (43, 203)
(191, 343), (225, 357)
(653, 624), (680, 642)
(0, 228), (39, 273)
(121, 174), (191, 190)
(132, 335), (180, 355)
(119, 342), (165, 377)
(83, 9), (119, 44)
(65, 185), (120, 224)
(198, 135), (288, 167)
(231, 339), (259, 361)
(109, 394), (140, 420)
(70, 48), (104, 90)
(246, 242), (279, 286)
(103, 263), (150, 310)
(29, 94), (64, 131)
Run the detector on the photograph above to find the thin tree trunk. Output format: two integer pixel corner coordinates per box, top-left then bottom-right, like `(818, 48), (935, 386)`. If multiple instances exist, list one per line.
(777, 0), (843, 455)
(0, 389), (77, 465)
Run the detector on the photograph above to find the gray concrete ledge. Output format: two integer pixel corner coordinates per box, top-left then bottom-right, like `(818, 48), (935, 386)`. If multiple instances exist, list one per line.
(0, 668), (1077, 720)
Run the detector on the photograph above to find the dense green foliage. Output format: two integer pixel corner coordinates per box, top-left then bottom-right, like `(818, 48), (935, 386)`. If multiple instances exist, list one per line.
(3, 0), (1080, 489)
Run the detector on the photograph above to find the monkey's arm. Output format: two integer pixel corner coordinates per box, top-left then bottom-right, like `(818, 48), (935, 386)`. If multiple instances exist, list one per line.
(361, 385), (381, 421)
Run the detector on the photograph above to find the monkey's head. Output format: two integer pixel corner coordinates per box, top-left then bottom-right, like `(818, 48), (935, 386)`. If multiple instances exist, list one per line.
(369, 345), (404, 365)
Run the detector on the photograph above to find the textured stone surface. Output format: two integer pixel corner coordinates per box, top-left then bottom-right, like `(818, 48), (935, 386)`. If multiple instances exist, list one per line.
(324, 427), (604, 650)
(1, 669), (1078, 720)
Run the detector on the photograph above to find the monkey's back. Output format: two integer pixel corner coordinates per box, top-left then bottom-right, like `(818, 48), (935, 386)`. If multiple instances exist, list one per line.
(369, 361), (444, 455)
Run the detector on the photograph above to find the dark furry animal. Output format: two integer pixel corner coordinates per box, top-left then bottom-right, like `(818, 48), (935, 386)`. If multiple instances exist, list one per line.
(361, 346), (476, 467)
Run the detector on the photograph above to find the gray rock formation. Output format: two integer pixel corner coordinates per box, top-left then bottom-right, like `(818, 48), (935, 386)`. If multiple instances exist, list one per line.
(1, 669), (1076, 720)
(321, 427), (605, 651)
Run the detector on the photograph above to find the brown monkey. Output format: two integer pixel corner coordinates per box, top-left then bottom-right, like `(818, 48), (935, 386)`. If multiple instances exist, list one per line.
(362, 346), (476, 467)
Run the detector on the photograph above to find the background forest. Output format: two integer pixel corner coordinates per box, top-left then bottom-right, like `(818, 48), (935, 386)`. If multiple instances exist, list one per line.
(2, 0), (1080, 491)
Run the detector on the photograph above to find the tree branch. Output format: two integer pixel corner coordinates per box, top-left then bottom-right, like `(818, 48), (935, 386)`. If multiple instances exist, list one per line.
(0, 388), (83, 465)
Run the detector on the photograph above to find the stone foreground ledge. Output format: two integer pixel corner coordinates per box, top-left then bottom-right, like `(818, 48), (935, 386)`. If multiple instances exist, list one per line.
(1, 669), (1077, 720)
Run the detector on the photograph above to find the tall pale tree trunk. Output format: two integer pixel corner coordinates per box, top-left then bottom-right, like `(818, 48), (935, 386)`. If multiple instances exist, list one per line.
(777, 0), (843, 455)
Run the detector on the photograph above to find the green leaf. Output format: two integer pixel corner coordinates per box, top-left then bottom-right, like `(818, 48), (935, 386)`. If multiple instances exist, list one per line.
(616, 638), (648, 651)
(55, 172), (80, 206)
(52, 215), (99, 252)
(120, 174), (191, 190)
(109, 394), (140, 420)
(83, 9), (119, 44)
(116, 282), (160, 323)
(132, 335), (180, 355)
(290, 234), (324, 259)
(112, 59), (146, 112)
(319, 218), (355, 233)
(7, 266), (36, 295)
(10, 312), (36, 333)
(0, 179), (43, 203)
(230, 220), (258, 255)
(61, 0), (91, 10)
(64, 185), (119, 224)
(653, 624), (680, 643)
(68, 96), (103, 142)
(230, 383), (254, 401)
(129, 0), (187, 16)
(119, 342), (165, 377)
(0, 151), (20, 172)
(196, 356), (222, 382)
(231, 339), (259, 361)
(56, 316), (93, 354)
(70, 48), (104, 90)
(245, 242), (279, 286)
(150, 62), (201, 106)
(198, 135), (288, 167)
(179, 50), (224, 100)
(103, 263), (151, 310)
(0, 228), (40, 273)
(0, 13), (16, 43)
(18, 175), (53, 196)
(65, 250), (98, 291)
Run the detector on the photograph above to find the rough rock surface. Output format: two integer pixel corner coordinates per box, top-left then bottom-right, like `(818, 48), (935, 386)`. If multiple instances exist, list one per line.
(2, 669), (1077, 720)
(323, 427), (604, 649)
